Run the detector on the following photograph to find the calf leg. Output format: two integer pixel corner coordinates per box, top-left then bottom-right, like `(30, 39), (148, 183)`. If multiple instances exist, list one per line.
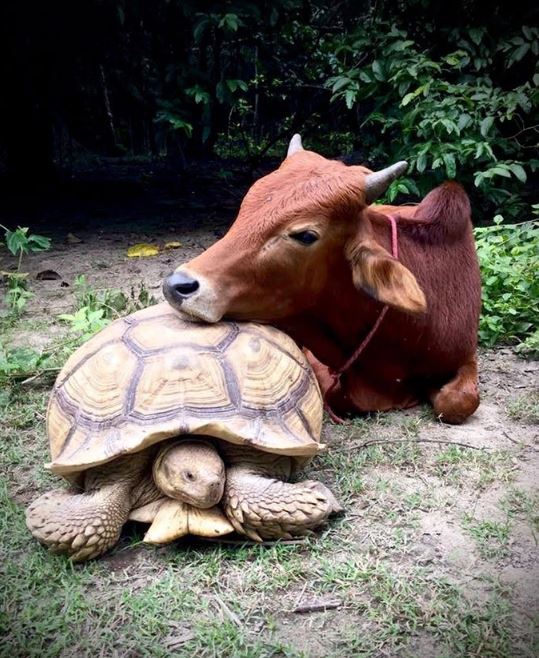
(430, 355), (479, 424)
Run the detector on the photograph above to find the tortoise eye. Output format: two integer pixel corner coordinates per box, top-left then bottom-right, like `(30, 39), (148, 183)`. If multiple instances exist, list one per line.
(289, 230), (319, 245)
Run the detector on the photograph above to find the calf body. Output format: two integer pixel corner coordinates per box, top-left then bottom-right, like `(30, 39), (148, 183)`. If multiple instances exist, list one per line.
(164, 142), (481, 423)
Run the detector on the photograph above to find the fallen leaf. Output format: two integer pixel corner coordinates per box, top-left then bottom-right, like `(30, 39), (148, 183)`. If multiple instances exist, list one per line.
(164, 241), (183, 250)
(127, 243), (160, 258)
(36, 270), (61, 280)
(66, 232), (82, 244)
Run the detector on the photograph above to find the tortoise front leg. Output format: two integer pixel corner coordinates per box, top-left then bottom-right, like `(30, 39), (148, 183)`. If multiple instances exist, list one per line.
(222, 461), (343, 542)
(26, 483), (133, 561)
(26, 452), (152, 562)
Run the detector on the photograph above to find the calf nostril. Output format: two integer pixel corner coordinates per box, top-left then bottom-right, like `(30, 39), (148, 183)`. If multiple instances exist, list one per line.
(163, 272), (200, 302)
(175, 279), (199, 295)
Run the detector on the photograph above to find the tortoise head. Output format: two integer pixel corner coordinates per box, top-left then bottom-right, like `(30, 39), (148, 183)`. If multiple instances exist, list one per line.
(153, 439), (225, 508)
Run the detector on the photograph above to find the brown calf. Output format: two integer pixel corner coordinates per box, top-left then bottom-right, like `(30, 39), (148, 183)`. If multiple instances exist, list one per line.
(164, 136), (481, 424)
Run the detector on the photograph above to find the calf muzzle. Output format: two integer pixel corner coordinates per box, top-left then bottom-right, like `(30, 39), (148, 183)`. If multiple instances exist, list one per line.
(163, 271), (200, 305)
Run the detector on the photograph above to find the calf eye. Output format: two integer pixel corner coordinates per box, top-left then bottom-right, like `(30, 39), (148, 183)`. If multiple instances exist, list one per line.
(289, 230), (319, 245)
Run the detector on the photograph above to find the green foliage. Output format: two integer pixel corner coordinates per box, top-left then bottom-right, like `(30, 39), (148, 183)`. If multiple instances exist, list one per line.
(326, 23), (538, 217)
(515, 329), (539, 359)
(58, 307), (111, 342)
(0, 343), (54, 385)
(1, 225), (52, 317)
(3, 273), (33, 316)
(1, 276), (155, 385)
(60, 275), (155, 339)
(475, 218), (539, 347)
(2, 226), (51, 261)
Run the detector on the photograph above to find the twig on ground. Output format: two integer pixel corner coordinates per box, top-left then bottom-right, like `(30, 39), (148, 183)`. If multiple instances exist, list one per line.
(213, 593), (242, 627)
(199, 536), (306, 547)
(502, 430), (520, 445)
(20, 367), (61, 385)
(343, 438), (490, 452)
(293, 597), (342, 614)
(294, 581), (309, 608)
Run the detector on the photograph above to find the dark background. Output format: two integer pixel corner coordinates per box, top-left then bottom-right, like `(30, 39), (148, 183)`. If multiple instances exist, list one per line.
(0, 0), (537, 224)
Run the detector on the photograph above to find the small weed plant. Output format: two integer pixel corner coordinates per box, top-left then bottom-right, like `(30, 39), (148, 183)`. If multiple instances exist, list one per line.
(59, 275), (155, 340)
(1, 225), (51, 317)
(0, 344), (56, 385)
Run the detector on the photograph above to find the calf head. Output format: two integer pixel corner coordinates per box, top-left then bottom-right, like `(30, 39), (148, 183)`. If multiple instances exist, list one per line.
(164, 135), (426, 323)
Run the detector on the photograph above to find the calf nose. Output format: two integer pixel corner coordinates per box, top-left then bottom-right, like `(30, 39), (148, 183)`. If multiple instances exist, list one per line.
(163, 271), (200, 303)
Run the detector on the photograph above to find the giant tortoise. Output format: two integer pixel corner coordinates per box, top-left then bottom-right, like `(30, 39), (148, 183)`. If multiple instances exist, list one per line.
(27, 303), (341, 561)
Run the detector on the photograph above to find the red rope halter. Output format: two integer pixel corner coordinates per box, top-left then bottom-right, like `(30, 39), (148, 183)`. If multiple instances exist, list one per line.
(324, 214), (399, 424)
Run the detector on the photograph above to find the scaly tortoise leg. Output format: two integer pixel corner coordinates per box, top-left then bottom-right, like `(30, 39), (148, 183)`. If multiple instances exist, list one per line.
(26, 452), (151, 561)
(222, 457), (343, 542)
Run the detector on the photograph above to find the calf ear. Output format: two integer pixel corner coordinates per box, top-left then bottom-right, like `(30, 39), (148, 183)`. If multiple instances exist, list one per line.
(346, 238), (427, 314)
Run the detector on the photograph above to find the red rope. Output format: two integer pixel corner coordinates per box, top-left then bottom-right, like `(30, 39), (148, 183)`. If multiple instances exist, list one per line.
(324, 214), (399, 424)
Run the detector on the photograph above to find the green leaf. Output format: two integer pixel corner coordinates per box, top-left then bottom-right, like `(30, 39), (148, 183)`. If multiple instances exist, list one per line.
(480, 116), (494, 137)
(491, 166), (511, 178)
(193, 18), (209, 43)
(332, 77), (350, 93)
(219, 13), (240, 32)
(5, 229), (27, 256)
(440, 119), (457, 135)
(416, 152), (428, 173)
(457, 114), (472, 131)
(344, 89), (356, 110)
(372, 60), (384, 81)
(401, 93), (416, 107)
(469, 28), (483, 45)
(510, 43), (530, 65)
(443, 153), (457, 179)
(27, 234), (51, 252)
(216, 81), (226, 103)
(509, 163), (527, 183)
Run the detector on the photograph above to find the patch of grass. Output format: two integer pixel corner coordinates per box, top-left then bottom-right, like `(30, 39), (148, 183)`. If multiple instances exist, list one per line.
(462, 514), (512, 560)
(0, 386), (52, 489)
(433, 445), (515, 488)
(500, 488), (539, 536)
(188, 618), (306, 658)
(318, 562), (515, 658)
(507, 391), (539, 424)
(1, 481), (306, 658)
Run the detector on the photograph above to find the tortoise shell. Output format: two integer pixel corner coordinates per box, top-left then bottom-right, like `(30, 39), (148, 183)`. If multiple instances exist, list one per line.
(47, 303), (323, 477)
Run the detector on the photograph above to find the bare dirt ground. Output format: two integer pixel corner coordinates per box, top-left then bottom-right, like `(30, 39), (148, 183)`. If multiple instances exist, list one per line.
(1, 173), (538, 657)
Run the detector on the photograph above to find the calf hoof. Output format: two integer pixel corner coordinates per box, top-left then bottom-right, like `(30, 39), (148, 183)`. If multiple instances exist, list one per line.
(432, 386), (479, 424)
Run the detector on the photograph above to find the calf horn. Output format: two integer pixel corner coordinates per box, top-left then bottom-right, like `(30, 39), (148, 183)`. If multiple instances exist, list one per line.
(287, 134), (304, 156)
(365, 161), (408, 204)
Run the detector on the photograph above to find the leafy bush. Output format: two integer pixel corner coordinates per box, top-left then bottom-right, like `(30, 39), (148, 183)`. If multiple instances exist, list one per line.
(326, 23), (538, 218)
(475, 218), (539, 347)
